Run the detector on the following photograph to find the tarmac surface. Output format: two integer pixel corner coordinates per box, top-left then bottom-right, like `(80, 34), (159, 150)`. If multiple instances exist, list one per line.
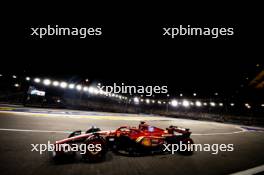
(0, 106), (264, 175)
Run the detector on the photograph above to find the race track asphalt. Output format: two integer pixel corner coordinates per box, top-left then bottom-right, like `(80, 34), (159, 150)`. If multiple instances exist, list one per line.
(0, 107), (263, 175)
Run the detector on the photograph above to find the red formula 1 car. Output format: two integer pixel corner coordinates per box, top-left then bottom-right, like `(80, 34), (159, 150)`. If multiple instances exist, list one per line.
(52, 121), (194, 162)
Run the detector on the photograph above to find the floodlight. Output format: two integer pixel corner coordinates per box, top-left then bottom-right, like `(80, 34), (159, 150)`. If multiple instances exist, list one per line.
(171, 100), (178, 107)
(134, 97), (139, 104)
(195, 101), (202, 107)
(182, 100), (190, 107)
(210, 102), (216, 107)
(146, 99), (150, 104)
(88, 87), (94, 94)
(53, 81), (59, 86)
(60, 82), (67, 88)
(83, 86), (88, 91)
(245, 104), (251, 109)
(69, 84), (75, 89)
(43, 79), (51, 86)
(34, 78), (41, 83)
(76, 85), (82, 91)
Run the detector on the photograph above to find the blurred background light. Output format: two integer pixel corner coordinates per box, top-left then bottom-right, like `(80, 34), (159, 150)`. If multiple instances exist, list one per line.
(53, 81), (59, 86)
(171, 100), (178, 107)
(195, 101), (202, 107)
(34, 78), (41, 83)
(210, 102), (216, 107)
(134, 97), (139, 104)
(60, 82), (67, 88)
(76, 85), (82, 91)
(182, 100), (189, 107)
(43, 79), (51, 86)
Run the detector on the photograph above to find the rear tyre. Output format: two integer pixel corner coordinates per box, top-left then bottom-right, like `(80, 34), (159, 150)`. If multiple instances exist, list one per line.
(82, 135), (107, 162)
(112, 136), (137, 156)
(179, 138), (194, 155)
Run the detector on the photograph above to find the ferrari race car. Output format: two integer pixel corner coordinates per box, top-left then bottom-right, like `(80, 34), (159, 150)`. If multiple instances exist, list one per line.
(51, 121), (194, 162)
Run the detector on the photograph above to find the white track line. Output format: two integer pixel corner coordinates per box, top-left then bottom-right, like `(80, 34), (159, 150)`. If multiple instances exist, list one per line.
(0, 128), (70, 133)
(0, 111), (171, 121)
(192, 131), (245, 136)
(192, 130), (246, 136)
(229, 164), (264, 175)
(0, 127), (250, 136)
(192, 127), (248, 136)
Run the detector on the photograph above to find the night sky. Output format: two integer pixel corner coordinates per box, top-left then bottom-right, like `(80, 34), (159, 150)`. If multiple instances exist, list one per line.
(1, 2), (263, 99)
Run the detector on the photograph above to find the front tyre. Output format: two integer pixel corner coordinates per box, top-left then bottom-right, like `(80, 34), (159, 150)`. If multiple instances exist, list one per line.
(49, 144), (76, 163)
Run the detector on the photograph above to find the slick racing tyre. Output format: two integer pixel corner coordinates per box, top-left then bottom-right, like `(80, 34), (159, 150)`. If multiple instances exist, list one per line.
(50, 144), (76, 163)
(82, 135), (107, 162)
(112, 135), (138, 156)
(179, 138), (194, 155)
